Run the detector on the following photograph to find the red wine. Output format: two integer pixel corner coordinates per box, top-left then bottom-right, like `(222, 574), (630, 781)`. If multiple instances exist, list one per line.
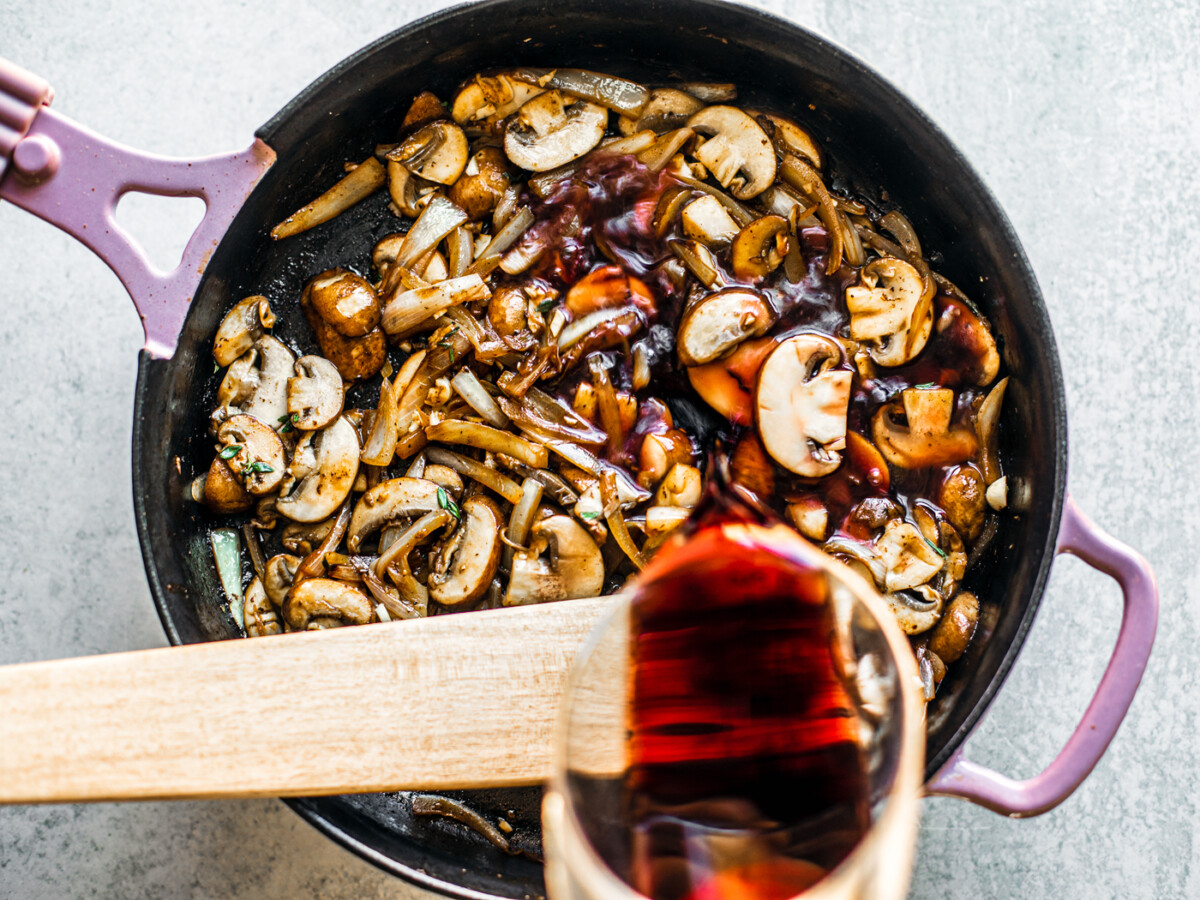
(623, 488), (869, 900)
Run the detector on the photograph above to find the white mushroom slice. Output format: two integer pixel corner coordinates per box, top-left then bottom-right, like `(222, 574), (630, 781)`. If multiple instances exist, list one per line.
(217, 349), (260, 411)
(264, 553), (301, 608)
(876, 519), (944, 593)
(681, 195), (740, 246)
(213, 295), (276, 367)
(240, 335), (296, 428)
(504, 515), (605, 606)
(287, 356), (344, 431)
(275, 416), (360, 524)
(504, 91), (607, 172)
(284, 578), (374, 630)
(346, 477), (444, 552)
(387, 121), (470, 186)
(686, 106), (776, 200)
(754, 334), (852, 477)
(845, 257), (933, 367)
(676, 288), (774, 367)
(787, 497), (829, 542)
(452, 73), (544, 126)
(243, 577), (282, 637)
(428, 495), (504, 608)
(386, 160), (440, 219)
(217, 414), (286, 495)
(884, 585), (945, 636)
(644, 505), (690, 537)
(654, 463), (702, 509)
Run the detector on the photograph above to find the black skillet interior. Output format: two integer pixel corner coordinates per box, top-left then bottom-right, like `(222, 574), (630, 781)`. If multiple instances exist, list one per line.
(131, 1), (1067, 897)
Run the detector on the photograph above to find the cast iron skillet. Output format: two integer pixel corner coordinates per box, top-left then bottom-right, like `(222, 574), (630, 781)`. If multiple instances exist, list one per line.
(0, 2), (1157, 898)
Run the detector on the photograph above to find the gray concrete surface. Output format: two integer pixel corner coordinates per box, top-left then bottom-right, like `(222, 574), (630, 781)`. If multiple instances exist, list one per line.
(0, 0), (1190, 896)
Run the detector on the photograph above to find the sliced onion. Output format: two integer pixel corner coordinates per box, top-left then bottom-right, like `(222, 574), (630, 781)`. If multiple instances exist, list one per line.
(375, 509), (454, 579)
(241, 523), (266, 584)
(632, 343), (651, 391)
(480, 207), (535, 259)
(976, 376), (1009, 485)
(600, 470), (645, 570)
(440, 305), (510, 360)
(668, 239), (722, 289)
(671, 82), (737, 103)
(426, 419), (549, 468)
(447, 225), (474, 278)
(529, 162), (581, 199)
(360, 376), (399, 466)
(590, 357), (624, 459)
(352, 556), (423, 620)
(637, 126), (695, 173)
(556, 306), (632, 351)
(493, 185), (519, 230)
(495, 394), (607, 446)
(597, 130), (657, 157)
(880, 209), (923, 259)
(424, 446), (524, 504)
(522, 433), (649, 507)
(503, 477), (545, 572)
(451, 369), (510, 429)
(840, 210), (865, 267)
(779, 154), (843, 275)
(823, 534), (886, 588)
(298, 499), (352, 580)
(381, 274), (489, 337)
(394, 196), (468, 271)
(271, 157), (386, 240)
(493, 454), (580, 507)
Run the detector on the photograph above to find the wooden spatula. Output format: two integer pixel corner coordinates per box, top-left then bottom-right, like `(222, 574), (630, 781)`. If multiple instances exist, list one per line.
(0, 598), (615, 804)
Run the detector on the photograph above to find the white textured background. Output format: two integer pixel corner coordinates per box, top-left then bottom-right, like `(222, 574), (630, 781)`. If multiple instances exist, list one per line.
(0, 0), (1191, 896)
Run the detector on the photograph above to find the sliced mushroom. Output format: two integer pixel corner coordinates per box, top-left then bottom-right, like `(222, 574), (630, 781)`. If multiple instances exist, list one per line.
(504, 91), (607, 172)
(504, 514), (605, 606)
(845, 257), (933, 367)
(264, 553), (302, 608)
(275, 416), (361, 523)
(346, 477), (443, 552)
(754, 334), (852, 477)
(217, 414), (286, 495)
(619, 88), (705, 135)
(196, 457), (254, 514)
(452, 72), (544, 126)
(936, 298), (1001, 387)
(872, 388), (979, 469)
(677, 288), (774, 367)
(755, 112), (822, 169)
(681, 195), (740, 246)
(876, 519), (943, 593)
(637, 430), (694, 490)
(448, 147), (511, 219)
(787, 497), (829, 542)
(685, 106), (776, 200)
(213, 295), (276, 367)
(287, 356), (344, 431)
(307, 269), (381, 338)
(731, 215), (789, 281)
(428, 495), (504, 607)
(884, 586), (944, 636)
(927, 591), (980, 664)
(686, 334), (778, 425)
(654, 463), (702, 509)
(387, 160), (440, 218)
(244, 577), (282, 637)
(386, 121), (469, 186)
(422, 464), (464, 498)
(284, 578), (374, 630)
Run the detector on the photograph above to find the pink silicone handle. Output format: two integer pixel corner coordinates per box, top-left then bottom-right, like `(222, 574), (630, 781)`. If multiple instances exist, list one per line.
(926, 494), (1158, 817)
(0, 59), (274, 359)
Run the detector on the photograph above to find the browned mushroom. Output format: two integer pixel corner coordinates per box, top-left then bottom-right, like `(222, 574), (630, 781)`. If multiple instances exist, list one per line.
(926, 591), (980, 664)
(872, 388), (979, 469)
(731, 215), (789, 281)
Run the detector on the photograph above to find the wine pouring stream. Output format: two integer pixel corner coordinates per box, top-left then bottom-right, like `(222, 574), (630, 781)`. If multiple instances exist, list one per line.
(544, 459), (925, 900)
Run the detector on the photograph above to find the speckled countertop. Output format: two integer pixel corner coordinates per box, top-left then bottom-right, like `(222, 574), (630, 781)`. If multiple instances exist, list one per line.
(0, 0), (1192, 896)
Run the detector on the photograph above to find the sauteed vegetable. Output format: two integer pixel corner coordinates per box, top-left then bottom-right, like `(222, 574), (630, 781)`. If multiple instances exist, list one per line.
(193, 67), (1008, 700)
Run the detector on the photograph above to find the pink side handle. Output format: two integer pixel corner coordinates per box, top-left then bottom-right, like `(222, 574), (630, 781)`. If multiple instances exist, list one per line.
(926, 494), (1158, 817)
(0, 58), (274, 359)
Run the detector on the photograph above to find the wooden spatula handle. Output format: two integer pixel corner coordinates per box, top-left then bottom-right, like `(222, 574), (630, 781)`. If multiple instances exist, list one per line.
(0, 598), (611, 803)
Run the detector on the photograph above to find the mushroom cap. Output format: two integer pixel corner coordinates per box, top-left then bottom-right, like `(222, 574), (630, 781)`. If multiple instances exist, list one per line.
(676, 288), (774, 367)
(619, 88), (705, 136)
(238, 335), (295, 428)
(388, 121), (469, 186)
(283, 578), (374, 630)
(754, 333), (853, 477)
(287, 355), (344, 432)
(201, 456), (254, 513)
(307, 270), (381, 338)
(428, 495), (504, 608)
(213, 295), (275, 367)
(686, 105), (776, 200)
(386, 159), (440, 219)
(452, 73), (544, 126)
(346, 476), (443, 552)
(504, 91), (607, 172)
(503, 515), (605, 606)
(448, 147), (511, 220)
(845, 257), (933, 367)
(871, 395), (979, 469)
(275, 416), (361, 524)
(300, 281), (387, 383)
(264, 553), (301, 608)
(217, 414), (286, 495)
(927, 591), (980, 663)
